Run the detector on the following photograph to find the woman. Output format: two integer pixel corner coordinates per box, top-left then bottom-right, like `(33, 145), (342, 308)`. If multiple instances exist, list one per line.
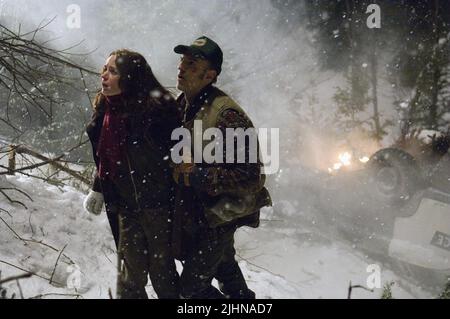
(84, 49), (181, 299)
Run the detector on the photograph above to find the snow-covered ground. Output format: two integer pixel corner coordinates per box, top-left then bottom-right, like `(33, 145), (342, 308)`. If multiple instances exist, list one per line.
(0, 174), (435, 299)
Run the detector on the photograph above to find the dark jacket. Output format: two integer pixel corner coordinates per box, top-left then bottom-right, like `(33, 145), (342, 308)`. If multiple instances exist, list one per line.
(86, 97), (181, 212)
(172, 85), (272, 258)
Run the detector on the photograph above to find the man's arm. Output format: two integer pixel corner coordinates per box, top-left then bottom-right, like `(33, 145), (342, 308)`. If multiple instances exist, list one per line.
(188, 108), (264, 196)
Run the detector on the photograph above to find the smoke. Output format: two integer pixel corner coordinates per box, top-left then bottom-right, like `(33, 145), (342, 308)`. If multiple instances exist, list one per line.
(1, 3), (391, 196)
(2, 1), (314, 112)
(1, 0), (397, 197)
(2, 0), (405, 178)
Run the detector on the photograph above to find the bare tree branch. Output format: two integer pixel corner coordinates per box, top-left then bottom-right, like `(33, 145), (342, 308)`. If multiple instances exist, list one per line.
(49, 244), (67, 286)
(0, 273), (32, 285)
(0, 215), (27, 244)
(0, 207), (12, 218)
(0, 259), (64, 286)
(29, 292), (82, 299)
(0, 20), (98, 132)
(347, 281), (374, 299)
(0, 188), (28, 209)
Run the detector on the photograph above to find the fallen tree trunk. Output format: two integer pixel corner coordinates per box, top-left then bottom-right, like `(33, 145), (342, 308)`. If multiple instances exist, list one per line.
(4, 144), (90, 185)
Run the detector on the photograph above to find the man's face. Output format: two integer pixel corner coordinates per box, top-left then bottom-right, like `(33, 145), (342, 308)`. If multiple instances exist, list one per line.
(177, 54), (216, 95)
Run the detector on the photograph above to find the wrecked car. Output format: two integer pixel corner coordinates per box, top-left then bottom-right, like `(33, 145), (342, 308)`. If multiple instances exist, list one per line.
(316, 135), (450, 288)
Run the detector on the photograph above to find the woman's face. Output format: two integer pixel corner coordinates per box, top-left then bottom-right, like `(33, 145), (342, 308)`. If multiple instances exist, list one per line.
(101, 55), (121, 96)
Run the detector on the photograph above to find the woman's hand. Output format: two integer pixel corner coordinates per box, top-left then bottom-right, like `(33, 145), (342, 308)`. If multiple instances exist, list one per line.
(83, 191), (104, 215)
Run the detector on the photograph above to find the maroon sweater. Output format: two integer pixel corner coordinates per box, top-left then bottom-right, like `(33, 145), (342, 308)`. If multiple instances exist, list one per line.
(97, 94), (128, 180)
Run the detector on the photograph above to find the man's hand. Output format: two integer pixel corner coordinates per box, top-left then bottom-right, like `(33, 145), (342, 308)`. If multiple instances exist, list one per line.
(83, 190), (104, 215)
(173, 163), (194, 186)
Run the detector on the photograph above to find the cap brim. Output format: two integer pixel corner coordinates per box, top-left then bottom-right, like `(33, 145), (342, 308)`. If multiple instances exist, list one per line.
(174, 45), (205, 58)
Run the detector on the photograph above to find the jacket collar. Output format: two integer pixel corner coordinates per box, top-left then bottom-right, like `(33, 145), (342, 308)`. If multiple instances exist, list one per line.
(180, 84), (215, 124)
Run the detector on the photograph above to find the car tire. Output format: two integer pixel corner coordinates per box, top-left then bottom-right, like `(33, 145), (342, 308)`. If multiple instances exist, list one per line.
(367, 148), (423, 208)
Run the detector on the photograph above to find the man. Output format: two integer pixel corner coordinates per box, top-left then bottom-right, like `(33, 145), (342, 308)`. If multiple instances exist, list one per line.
(172, 36), (272, 299)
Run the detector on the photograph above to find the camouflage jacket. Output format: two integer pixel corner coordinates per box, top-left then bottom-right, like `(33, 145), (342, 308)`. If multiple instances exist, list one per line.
(172, 85), (271, 231)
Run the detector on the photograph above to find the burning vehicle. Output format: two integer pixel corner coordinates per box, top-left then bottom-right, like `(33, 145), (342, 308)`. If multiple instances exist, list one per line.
(316, 133), (450, 287)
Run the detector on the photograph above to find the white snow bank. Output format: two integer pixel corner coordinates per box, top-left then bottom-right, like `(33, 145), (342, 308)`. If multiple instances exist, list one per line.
(0, 176), (434, 299)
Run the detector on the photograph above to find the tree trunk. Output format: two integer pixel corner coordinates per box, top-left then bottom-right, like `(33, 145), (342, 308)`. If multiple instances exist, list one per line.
(370, 41), (382, 141)
(429, 0), (441, 129)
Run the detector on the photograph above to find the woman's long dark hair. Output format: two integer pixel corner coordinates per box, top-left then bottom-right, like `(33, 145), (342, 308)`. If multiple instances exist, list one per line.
(93, 49), (176, 114)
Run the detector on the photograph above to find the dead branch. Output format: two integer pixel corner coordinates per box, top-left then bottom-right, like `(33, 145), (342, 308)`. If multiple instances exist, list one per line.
(21, 239), (76, 265)
(102, 250), (115, 267)
(63, 139), (90, 155)
(0, 115), (23, 133)
(0, 20), (99, 166)
(0, 186), (33, 201)
(49, 244), (67, 285)
(29, 292), (83, 299)
(260, 218), (284, 222)
(0, 144), (20, 154)
(0, 215), (27, 244)
(0, 163), (65, 187)
(0, 273), (32, 285)
(347, 281), (374, 299)
(0, 188), (28, 209)
(16, 279), (24, 299)
(14, 145), (90, 185)
(0, 207), (12, 218)
(79, 69), (93, 108)
(1, 158), (60, 174)
(235, 252), (291, 280)
(17, 152), (53, 182)
(28, 210), (34, 236)
(0, 259), (64, 286)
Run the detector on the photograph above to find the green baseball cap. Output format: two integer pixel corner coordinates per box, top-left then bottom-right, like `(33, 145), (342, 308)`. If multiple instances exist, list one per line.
(174, 36), (223, 75)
